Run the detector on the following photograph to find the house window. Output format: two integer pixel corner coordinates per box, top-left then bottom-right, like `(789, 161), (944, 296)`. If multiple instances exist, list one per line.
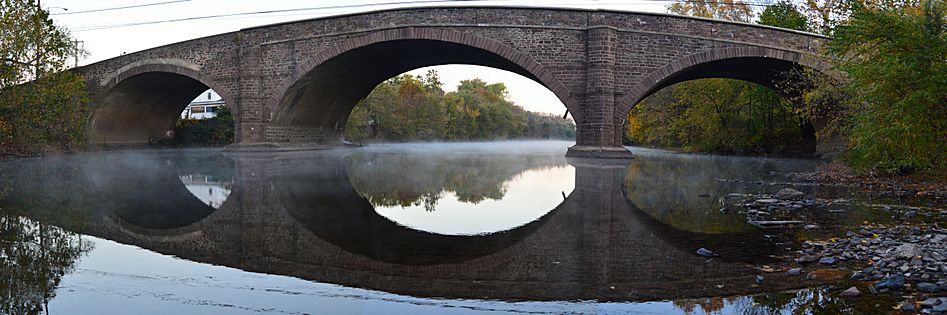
(206, 106), (215, 113)
(191, 106), (205, 113)
(207, 92), (212, 100)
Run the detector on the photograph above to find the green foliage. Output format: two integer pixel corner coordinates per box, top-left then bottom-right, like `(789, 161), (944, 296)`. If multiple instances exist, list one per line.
(344, 71), (575, 142)
(0, 71), (89, 154)
(161, 106), (235, 146)
(828, 0), (947, 173)
(647, 0), (814, 156)
(0, 0), (88, 155)
(759, 0), (811, 31)
(626, 79), (815, 155)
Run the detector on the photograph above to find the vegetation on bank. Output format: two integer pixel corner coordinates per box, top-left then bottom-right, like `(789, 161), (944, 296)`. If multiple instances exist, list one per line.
(626, 0), (817, 156)
(817, 0), (946, 174)
(158, 106), (235, 147)
(0, 0), (88, 156)
(634, 0), (946, 175)
(343, 71), (575, 143)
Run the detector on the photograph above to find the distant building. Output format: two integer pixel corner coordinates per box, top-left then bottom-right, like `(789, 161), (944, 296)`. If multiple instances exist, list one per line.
(181, 90), (225, 120)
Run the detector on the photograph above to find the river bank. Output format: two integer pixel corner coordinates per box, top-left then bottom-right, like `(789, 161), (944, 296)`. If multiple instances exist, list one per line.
(715, 161), (947, 313)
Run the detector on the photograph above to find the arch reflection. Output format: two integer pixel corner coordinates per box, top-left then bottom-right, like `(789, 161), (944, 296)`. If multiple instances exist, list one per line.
(275, 151), (571, 265)
(85, 152), (234, 232)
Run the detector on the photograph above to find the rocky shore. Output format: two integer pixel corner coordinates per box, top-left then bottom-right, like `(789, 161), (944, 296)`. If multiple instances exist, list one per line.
(720, 185), (947, 313)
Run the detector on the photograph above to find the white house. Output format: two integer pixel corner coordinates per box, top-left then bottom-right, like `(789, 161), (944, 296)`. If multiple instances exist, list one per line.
(181, 89), (226, 120)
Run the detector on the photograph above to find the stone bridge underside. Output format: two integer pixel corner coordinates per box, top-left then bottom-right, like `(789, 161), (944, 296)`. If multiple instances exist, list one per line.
(76, 6), (829, 158)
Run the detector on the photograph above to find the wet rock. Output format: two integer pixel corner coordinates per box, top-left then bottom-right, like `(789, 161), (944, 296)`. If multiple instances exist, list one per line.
(921, 298), (942, 308)
(917, 282), (940, 293)
(841, 286), (861, 297)
(756, 275), (765, 284)
(899, 264), (910, 272)
(796, 255), (820, 264)
(696, 248), (718, 257)
(819, 257), (837, 265)
(756, 198), (779, 205)
(901, 301), (916, 312)
(875, 274), (906, 290)
(935, 302), (947, 313)
(775, 188), (805, 200)
(786, 268), (802, 275)
(889, 244), (924, 259)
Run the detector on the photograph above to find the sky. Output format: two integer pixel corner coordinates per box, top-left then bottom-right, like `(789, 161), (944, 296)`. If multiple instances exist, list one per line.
(44, 0), (672, 115)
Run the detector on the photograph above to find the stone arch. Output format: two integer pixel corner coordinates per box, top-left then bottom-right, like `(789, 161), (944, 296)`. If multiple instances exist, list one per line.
(265, 28), (581, 142)
(88, 59), (235, 144)
(615, 47), (833, 121)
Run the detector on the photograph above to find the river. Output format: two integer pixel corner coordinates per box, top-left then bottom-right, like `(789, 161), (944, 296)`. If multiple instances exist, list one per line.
(0, 141), (941, 314)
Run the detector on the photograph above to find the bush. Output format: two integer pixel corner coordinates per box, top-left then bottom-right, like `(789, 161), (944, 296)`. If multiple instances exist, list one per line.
(160, 106), (234, 146)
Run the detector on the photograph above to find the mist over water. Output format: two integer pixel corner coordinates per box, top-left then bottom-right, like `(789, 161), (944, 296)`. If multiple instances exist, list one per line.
(1, 141), (912, 314)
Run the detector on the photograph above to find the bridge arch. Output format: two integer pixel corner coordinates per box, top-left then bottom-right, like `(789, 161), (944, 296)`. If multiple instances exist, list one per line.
(265, 28), (580, 142)
(616, 47), (832, 120)
(87, 59), (235, 144)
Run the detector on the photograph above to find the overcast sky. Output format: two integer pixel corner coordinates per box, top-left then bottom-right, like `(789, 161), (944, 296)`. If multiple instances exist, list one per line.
(45, 0), (672, 115)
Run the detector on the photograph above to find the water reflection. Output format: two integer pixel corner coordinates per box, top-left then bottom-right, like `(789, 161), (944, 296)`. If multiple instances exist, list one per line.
(346, 151), (574, 235)
(179, 174), (232, 209)
(0, 143), (876, 313)
(0, 216), (92, 315)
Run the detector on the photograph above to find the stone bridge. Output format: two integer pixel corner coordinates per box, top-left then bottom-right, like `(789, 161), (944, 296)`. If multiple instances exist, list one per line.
(75, 6), (830, 157)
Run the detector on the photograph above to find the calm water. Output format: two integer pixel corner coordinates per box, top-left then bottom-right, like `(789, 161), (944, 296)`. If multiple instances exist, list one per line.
(0, 141), (919, 314)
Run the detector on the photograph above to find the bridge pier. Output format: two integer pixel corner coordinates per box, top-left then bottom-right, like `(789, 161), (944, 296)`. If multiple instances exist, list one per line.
(567, 27), (632, 159)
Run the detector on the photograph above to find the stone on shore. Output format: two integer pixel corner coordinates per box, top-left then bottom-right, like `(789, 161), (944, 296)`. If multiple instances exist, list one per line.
(774, 188), (806, 200)
(888, 243), (924, 259)
(841, 286), (861, 297)
(696, 248), (718, 257)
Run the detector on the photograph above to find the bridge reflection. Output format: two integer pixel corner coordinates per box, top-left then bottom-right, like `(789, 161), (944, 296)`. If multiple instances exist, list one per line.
(0, 150), (822, 302)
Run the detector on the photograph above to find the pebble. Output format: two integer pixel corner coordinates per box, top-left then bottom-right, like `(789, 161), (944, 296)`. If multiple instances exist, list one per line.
(786, 268), (802, 275)
(819, 257), (836, 265)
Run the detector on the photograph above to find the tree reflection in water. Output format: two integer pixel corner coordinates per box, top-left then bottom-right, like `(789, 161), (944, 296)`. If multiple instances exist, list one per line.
(346, 152), (569, 209)
(0, 215), (92, 315)
(345, 151), (573, 235)
(671, 287), (900, 314)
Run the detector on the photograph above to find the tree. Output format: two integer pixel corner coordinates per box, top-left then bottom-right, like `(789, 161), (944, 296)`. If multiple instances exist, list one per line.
(631, 0), (814, 156)
(801, 0), (850, 35)
(759, 0), (811, 31)
(0, 0), (88, 155)
(344, 71), (575, 143)
(827, 0), (947, 173)
(668, 0), (755, 22)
